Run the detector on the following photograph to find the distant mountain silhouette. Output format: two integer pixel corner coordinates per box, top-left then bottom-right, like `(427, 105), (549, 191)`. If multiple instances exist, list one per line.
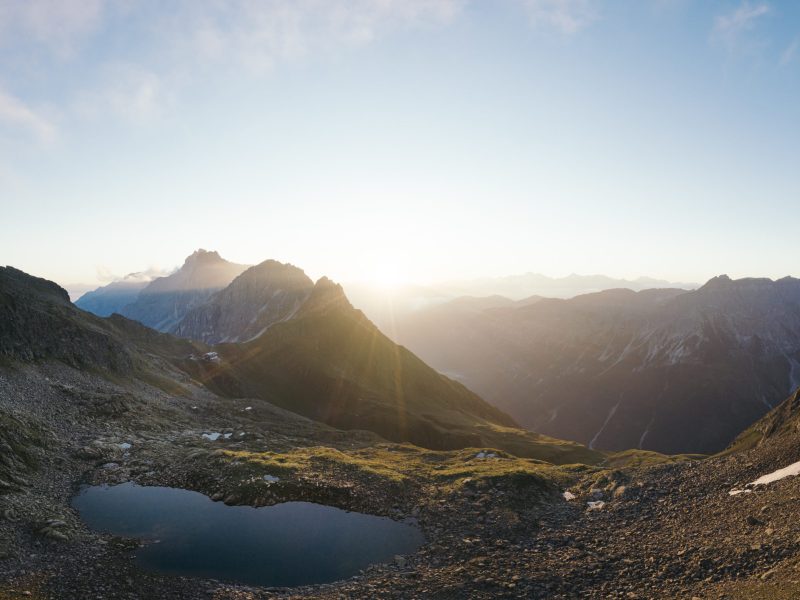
(344, 273), (696, 335)
(74, 275), (151, 317)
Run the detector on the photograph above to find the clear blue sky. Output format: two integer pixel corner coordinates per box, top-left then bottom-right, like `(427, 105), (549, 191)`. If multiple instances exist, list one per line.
(1, 0), (799, 291)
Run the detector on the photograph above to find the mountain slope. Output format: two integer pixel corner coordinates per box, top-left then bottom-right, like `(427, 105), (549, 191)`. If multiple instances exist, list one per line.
(3, 264), (598, 461)
(173, 260), (314, 343)
(194, 279), (516, 447)
(1, 266), (201, 375)
(1, 266), (137, 371)
(179, 276), (588, 455)
(726, 386), (800, 457)
(394, 276), (800, 454)
(75, 275), (151, 317)
(118, 249), (249, 331)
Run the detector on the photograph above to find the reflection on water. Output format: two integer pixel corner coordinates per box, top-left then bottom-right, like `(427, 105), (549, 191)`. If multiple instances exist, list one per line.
(72, 482), (424, 587)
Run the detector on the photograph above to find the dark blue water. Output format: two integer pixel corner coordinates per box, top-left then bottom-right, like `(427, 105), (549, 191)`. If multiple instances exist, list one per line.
(72, 482), (424, 587)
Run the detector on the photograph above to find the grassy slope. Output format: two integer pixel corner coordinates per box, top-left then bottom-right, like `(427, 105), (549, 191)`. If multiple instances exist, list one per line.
(720, 387), (800, 456)
(215, 443), (592, 500)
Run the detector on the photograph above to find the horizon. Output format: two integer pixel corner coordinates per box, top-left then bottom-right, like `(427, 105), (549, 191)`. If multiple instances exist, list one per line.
(10, 246), (800, 301)
(60, 245), (800, 304)
(2, 1), (800, 289)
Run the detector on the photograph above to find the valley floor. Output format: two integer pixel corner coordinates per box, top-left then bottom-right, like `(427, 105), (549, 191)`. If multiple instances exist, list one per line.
(2, 361), (800, 599)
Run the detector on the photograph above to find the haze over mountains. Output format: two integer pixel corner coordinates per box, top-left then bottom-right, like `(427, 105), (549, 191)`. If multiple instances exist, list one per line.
(72, 251), (589, 458)
(344, 274), (697, 336)
(392, 276), (800, 454)
(76, 256), (694, 337)
(74, 250), (800, 456)
(115, 250), (249, 331)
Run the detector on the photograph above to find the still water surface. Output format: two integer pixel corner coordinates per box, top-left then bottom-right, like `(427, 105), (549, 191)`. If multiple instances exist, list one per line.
(72, 482), (424, 587)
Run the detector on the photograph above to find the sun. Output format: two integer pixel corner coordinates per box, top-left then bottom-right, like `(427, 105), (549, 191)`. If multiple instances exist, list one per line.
(370, 270), (409, 290)
(360, 263), (411, 290)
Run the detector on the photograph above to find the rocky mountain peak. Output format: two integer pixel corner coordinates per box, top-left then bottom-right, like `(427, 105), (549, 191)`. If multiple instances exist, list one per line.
(242, 275), (349, 323)
(144, 250), (247, 293)
(697, 274), (793, 293)
(172, 259), (315, 343)
(184, 249), (223, 266)
(699, 274), (732, 290)
(236, 259), (308, 284)
(117, 251), (249, 332)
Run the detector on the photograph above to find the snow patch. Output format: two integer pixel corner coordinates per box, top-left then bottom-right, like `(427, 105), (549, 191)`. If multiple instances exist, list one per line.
(750, 460), (800, 486)
(587, 501), (605, 511)
(563, 491), (576, 501)
(202, 432), (221, 441)
(203, 352), (221, 363)
(729, 459), (800, 496)
(118, 442), (132, 451)
(263, 475), (280, 484)
(474, 452), (498, 459)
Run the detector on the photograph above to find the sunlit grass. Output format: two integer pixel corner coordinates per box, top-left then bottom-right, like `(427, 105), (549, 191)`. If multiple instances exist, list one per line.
(219, 443), (581, 492)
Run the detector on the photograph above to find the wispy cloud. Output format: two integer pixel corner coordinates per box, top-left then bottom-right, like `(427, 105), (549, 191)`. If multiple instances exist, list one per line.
(96, 265), (169, 283)
(711, 2), (770, 50)
(781, 37), (799, 66)
(0, 89), (55, 143)
(521, 0), (598, 34)
(1, 1), (465, 135)
(172, 0), (464, 72)
(0, 0), (105, 58)
(74, 65), (171, 123)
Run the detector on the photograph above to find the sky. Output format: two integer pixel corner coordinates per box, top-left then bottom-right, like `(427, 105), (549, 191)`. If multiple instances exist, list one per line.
(1, 0), (799, 293)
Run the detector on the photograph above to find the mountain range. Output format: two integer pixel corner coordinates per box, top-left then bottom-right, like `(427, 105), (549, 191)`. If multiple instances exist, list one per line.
(113, 249), (249, 331)
(391, 275), (800, 454)
(343, 273), (696, 336)
(69, 252), (593, 459)
(77, 253), (800, 455)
